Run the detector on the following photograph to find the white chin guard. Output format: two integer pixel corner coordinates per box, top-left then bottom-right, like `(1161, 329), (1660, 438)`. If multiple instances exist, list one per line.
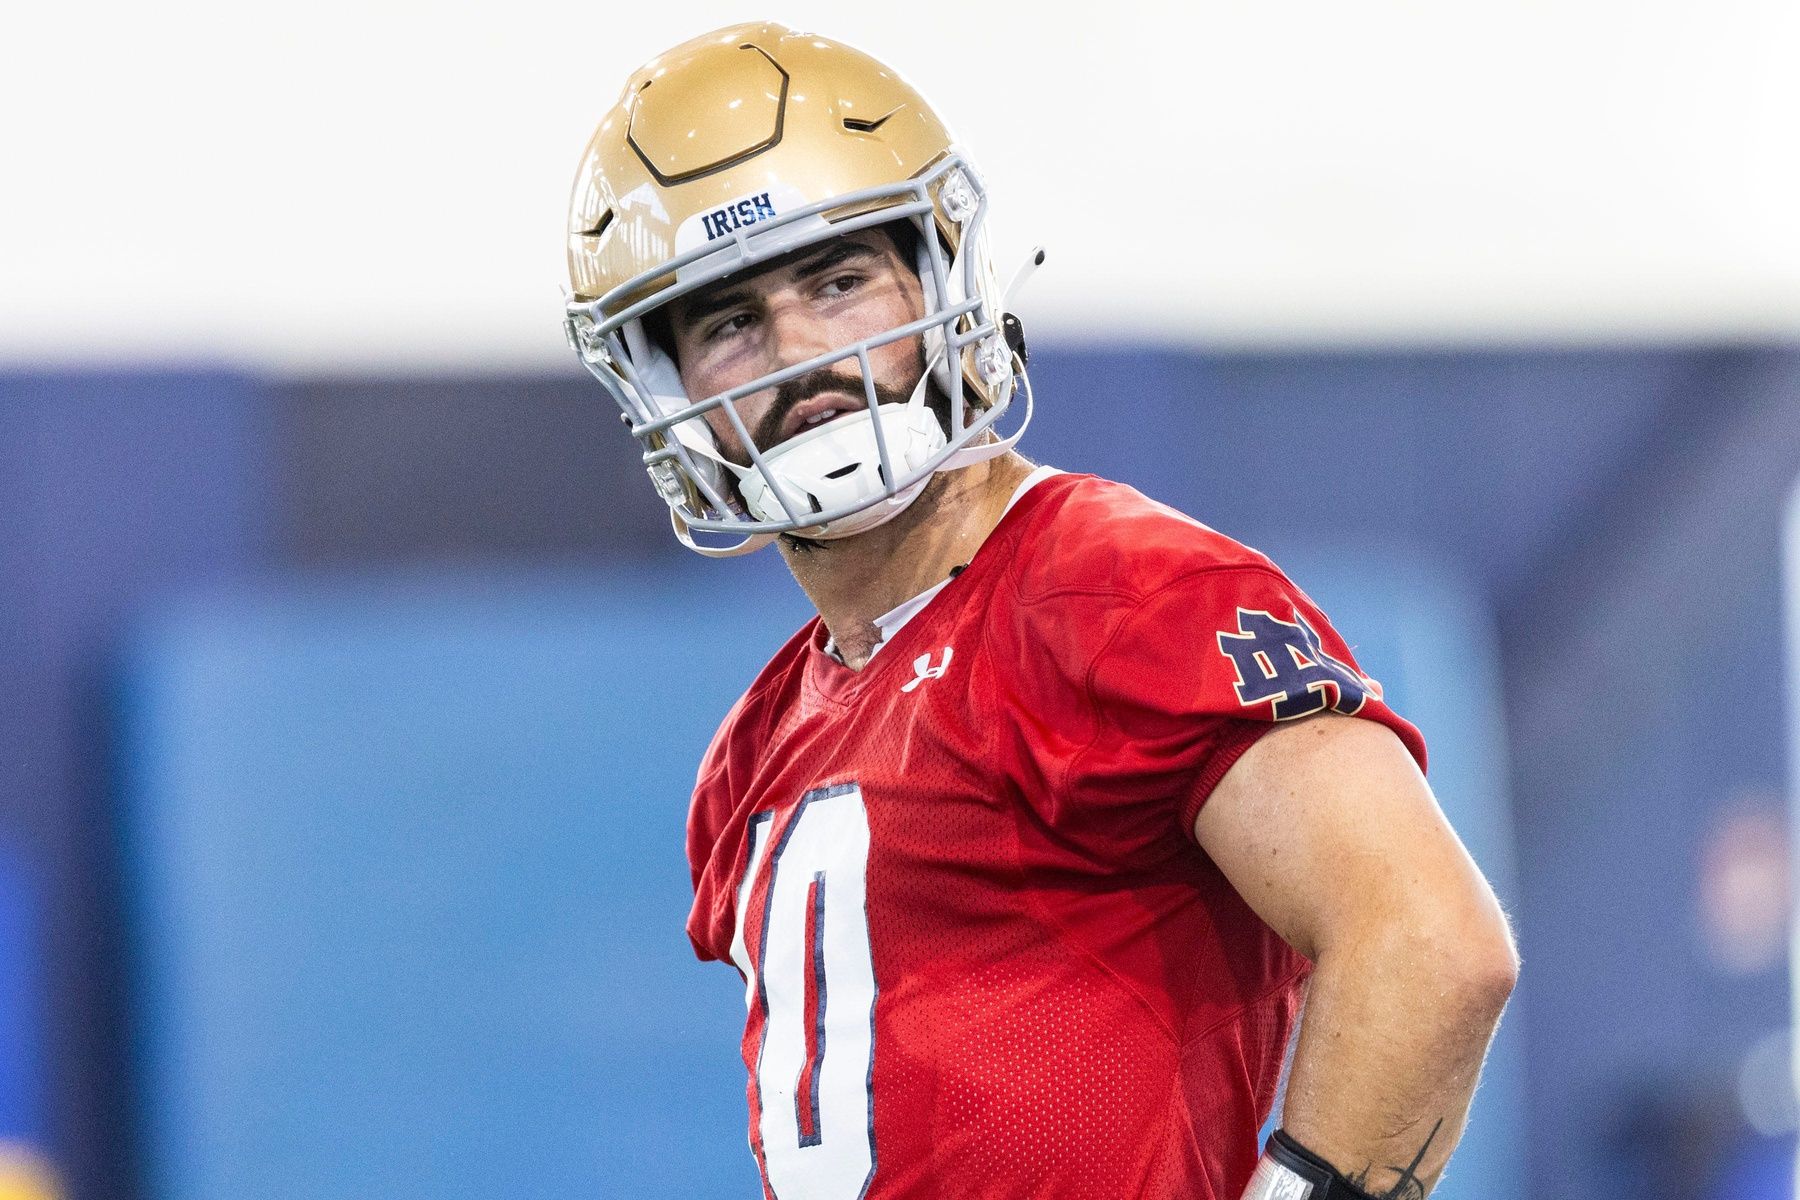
(736, 402), (948, 539)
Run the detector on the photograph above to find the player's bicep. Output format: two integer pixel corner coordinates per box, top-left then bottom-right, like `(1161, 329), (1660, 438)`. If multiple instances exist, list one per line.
(1192, 713), (1495, 963)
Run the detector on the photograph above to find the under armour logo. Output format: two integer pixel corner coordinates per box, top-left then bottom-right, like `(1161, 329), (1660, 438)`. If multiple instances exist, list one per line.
(1216, 608), (1374, 720)
(901, 647), (954, 693)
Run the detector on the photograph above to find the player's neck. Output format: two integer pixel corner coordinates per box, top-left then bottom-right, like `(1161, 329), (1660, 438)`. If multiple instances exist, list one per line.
(778, 450), (1034, 671)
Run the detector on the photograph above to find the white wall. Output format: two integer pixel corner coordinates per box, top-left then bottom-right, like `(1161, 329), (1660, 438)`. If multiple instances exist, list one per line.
(6, 1), (1799, 371)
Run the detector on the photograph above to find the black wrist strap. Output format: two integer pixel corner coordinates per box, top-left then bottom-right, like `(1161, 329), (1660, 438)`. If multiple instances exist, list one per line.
(1260, 1130), (1380, 1200)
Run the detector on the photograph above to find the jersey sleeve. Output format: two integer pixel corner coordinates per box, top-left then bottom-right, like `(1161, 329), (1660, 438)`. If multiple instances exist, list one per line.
(681, 623), (819, 969)
(1031, 564), (1427, 847)
(683, 731), (733, 964)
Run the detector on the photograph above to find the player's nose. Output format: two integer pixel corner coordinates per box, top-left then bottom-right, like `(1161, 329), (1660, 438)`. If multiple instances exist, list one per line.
(765, 299), (833, 372)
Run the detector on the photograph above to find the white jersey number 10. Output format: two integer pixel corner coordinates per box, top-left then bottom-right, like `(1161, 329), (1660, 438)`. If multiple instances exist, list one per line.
(729, 783), (878, 1200)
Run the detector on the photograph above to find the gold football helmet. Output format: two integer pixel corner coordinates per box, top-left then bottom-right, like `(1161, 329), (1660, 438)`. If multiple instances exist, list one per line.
(562, 22), (1036, 555)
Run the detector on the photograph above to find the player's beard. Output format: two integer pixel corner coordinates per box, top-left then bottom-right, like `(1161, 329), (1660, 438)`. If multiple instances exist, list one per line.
(742, 354), (960, 554)
(746, 354), (949, 458)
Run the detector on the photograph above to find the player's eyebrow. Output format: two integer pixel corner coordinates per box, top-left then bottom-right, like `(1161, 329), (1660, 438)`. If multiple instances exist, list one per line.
(676, 284), (755, 329)
(674, 238), (884, 330)
(791, 238), (880, 282)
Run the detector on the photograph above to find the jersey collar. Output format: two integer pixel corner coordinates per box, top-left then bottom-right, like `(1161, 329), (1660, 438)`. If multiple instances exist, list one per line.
(821, 466), (1066, 665)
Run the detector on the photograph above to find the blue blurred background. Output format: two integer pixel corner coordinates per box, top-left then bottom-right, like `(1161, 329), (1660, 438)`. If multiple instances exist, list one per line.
(5, 3), (1800, 1198)
(3, 347), (1796, 1199)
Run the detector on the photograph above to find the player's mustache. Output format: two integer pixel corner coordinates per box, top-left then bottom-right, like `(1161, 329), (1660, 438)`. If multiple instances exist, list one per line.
(754, 368), (911, 451)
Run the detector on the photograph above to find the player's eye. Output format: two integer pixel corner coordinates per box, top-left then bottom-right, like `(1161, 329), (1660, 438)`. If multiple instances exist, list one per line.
(704, 311), (756, 343)
(818, 272), (865, 299)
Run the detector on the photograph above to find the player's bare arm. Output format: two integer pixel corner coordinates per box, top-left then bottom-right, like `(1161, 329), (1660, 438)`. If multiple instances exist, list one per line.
(1196, 713), (1519, 1198)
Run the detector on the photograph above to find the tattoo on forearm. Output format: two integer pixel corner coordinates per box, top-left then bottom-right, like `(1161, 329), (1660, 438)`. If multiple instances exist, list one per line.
(1345, 1118), (1443, 1200)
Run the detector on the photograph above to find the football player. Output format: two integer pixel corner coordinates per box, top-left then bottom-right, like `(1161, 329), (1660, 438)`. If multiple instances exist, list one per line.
(564, 23), (1518, 1200)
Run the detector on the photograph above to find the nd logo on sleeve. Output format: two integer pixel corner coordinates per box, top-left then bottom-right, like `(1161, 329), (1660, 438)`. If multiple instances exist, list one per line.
(1216, 607), (1381, 720)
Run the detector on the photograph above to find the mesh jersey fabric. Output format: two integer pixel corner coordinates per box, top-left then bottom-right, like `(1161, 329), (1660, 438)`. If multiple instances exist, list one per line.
(685, 472), (1428, 1200)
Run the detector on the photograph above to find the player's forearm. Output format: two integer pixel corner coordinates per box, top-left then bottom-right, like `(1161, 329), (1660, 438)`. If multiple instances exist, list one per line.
(1275, 911), (1516, 1198)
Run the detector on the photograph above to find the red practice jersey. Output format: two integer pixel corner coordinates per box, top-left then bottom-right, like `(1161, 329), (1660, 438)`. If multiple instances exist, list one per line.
(686, 473), (1427, 1200)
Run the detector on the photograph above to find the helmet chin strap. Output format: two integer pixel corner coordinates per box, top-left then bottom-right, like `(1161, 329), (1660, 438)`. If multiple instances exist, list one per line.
(937, 365), (1032, 472)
